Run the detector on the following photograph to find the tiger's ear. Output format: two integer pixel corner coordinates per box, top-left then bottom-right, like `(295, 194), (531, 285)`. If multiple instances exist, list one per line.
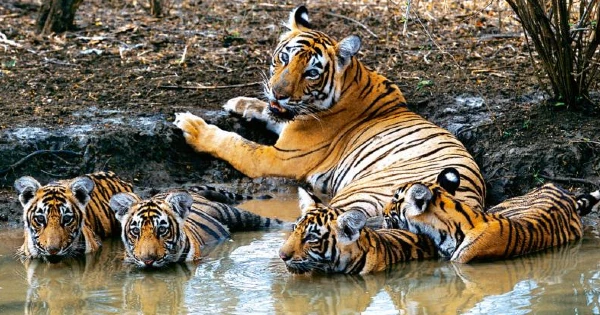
(436, 167), (460, 195)
(14, 176), (42, 207)
(166, 192), (193, 220)
(335, 35), (361, 70)
(336, 210), (366, 244)
(110, 192), (141, 221)
(286, 5), (311, 31)
(70, 176), (95, 207)
(298, 187), (322, 215)
(405, 184), (433, 216)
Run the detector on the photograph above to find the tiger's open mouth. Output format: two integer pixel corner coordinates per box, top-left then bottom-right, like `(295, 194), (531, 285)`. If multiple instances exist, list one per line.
(268, 100), (296, 121)
(269, 100), (286, 113)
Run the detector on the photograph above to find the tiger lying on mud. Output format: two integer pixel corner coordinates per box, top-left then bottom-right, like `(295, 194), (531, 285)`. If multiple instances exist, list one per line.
(109, 190), (288, 268)
(14, 172), (133, 263)
(278, 188), (437, 274)
(174, 5), (485, 218)
(382, 167), (600, 263)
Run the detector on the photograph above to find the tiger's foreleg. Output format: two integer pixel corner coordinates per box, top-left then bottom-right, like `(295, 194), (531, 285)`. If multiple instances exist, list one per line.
(222, 97), (285, 134)
(449, 224), (500, 263)
(174, 112), (313, 179)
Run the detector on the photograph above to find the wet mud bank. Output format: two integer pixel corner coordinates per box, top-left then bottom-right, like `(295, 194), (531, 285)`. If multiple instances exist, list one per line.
(0, 108), (294, 225)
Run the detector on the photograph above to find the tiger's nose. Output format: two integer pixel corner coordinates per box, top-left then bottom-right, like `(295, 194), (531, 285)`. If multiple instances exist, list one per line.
(47, 246), (60, 255)
(273, 91), (288, 100)
(279, 251), (291, 261)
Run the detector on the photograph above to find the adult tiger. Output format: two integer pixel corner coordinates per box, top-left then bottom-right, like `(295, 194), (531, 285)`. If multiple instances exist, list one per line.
(109, 190), (287, 268)
(382, 167), (600, 263)
(174, 5), (485, 217)
(14, 171), (133, 263)
(278, 188), (437, 274)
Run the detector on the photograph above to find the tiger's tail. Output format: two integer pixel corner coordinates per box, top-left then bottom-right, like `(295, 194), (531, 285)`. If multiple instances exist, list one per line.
(188, 185), (272, 204)
(195, 200), (290, 232)
(576, 190), (600, 216)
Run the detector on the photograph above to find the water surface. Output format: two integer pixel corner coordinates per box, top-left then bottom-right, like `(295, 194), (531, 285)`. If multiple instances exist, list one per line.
(1, 196), (600, 314)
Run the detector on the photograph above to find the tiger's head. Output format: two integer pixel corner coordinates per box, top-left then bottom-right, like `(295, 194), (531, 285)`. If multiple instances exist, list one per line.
(109, 191), (193, 268)
(278, 187), (370, 274)
(265, 5), (362, 121)
(383, 167), (461, 229)
(382, 167), (462, 256)
(15, 176), (95, 263)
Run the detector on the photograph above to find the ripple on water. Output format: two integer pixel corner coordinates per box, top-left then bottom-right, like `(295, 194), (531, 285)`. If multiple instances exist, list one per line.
(187, 231), (289, 314)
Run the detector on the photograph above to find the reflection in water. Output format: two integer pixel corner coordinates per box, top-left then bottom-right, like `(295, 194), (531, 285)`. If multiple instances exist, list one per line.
(122, 265), (193, 315)
(272, 269), (388, 314)
(1, 197), (600, 314)
(384, 242), (588, 314)
(23, 239), (193, 315)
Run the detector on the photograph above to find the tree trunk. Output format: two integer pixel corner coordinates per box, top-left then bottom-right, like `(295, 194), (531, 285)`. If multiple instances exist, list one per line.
(149, 0), (163, 17)
(36, 0), (83, 34)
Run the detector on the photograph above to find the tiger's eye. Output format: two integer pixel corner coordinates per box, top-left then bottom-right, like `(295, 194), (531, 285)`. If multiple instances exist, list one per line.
(280, 52), (289, 64)
(34, 215), (45, 225)
(131, 227), (140, 235)
(305, 233), (319, 243)
(62, 214), (74, 225)
(158, 226), (167, 234)
(305, 69), (320, 78)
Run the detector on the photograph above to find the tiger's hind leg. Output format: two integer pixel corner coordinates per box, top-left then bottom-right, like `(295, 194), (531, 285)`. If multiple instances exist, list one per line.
(223, 97), (284, 134)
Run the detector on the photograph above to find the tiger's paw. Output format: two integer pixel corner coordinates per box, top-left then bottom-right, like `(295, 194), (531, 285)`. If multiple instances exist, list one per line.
(223, 97), (269, 121)
(173, 112), (211, 150)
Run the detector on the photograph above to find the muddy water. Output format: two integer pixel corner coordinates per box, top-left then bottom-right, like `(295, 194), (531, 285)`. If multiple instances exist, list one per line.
(2, 195), (600, 314)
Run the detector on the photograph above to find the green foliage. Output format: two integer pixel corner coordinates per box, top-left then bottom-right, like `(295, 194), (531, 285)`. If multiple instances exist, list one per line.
(532, 169), (545, 185)
(416, 79), (434, 90)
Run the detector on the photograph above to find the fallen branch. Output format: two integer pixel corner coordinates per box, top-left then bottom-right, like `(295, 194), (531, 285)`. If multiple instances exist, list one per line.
(0, 150), (83, 176)
(477, 33), (523, 41)
(0, 31), (22, 48)
(539, 174), (600, 187)
(325, 12), (378, 38)
(570, 139), (600, 146)
(159, 82), (261, 90)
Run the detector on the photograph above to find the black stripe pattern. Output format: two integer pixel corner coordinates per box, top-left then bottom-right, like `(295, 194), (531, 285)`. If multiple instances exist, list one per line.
(267, 24), (485, 217)
(280, 205), (437, 274)
(383, 181), (585, 263)
(19, 171), (133, 262)
(120, 190), (287, 268)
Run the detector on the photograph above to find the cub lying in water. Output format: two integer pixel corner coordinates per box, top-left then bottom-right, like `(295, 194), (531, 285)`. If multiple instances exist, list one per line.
(383, 167), (600, 263)
(279, 188), (437, 274)
(110, 190), (287, 268)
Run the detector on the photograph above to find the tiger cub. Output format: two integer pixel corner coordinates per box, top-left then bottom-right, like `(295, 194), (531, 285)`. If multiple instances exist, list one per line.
(279, 188), (437, 275)
(382, 167), (600, 263)
(14, 171), (133, 263)
(109, 190), (287, 268)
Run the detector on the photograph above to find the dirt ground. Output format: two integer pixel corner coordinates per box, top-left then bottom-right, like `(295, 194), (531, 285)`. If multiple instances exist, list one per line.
(0, 0), (599, 224)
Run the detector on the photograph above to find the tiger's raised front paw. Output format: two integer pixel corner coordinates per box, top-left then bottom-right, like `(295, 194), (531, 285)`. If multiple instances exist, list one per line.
(223, 97), (269, 121)
(173, 112), (210, 150)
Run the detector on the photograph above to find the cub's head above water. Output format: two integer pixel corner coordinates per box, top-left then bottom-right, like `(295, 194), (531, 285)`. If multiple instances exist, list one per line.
(382, 167), (461, 231)
(110, 191), (194, 268)
(279, 187), (371, 274)
(15, 176), (96, 263)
